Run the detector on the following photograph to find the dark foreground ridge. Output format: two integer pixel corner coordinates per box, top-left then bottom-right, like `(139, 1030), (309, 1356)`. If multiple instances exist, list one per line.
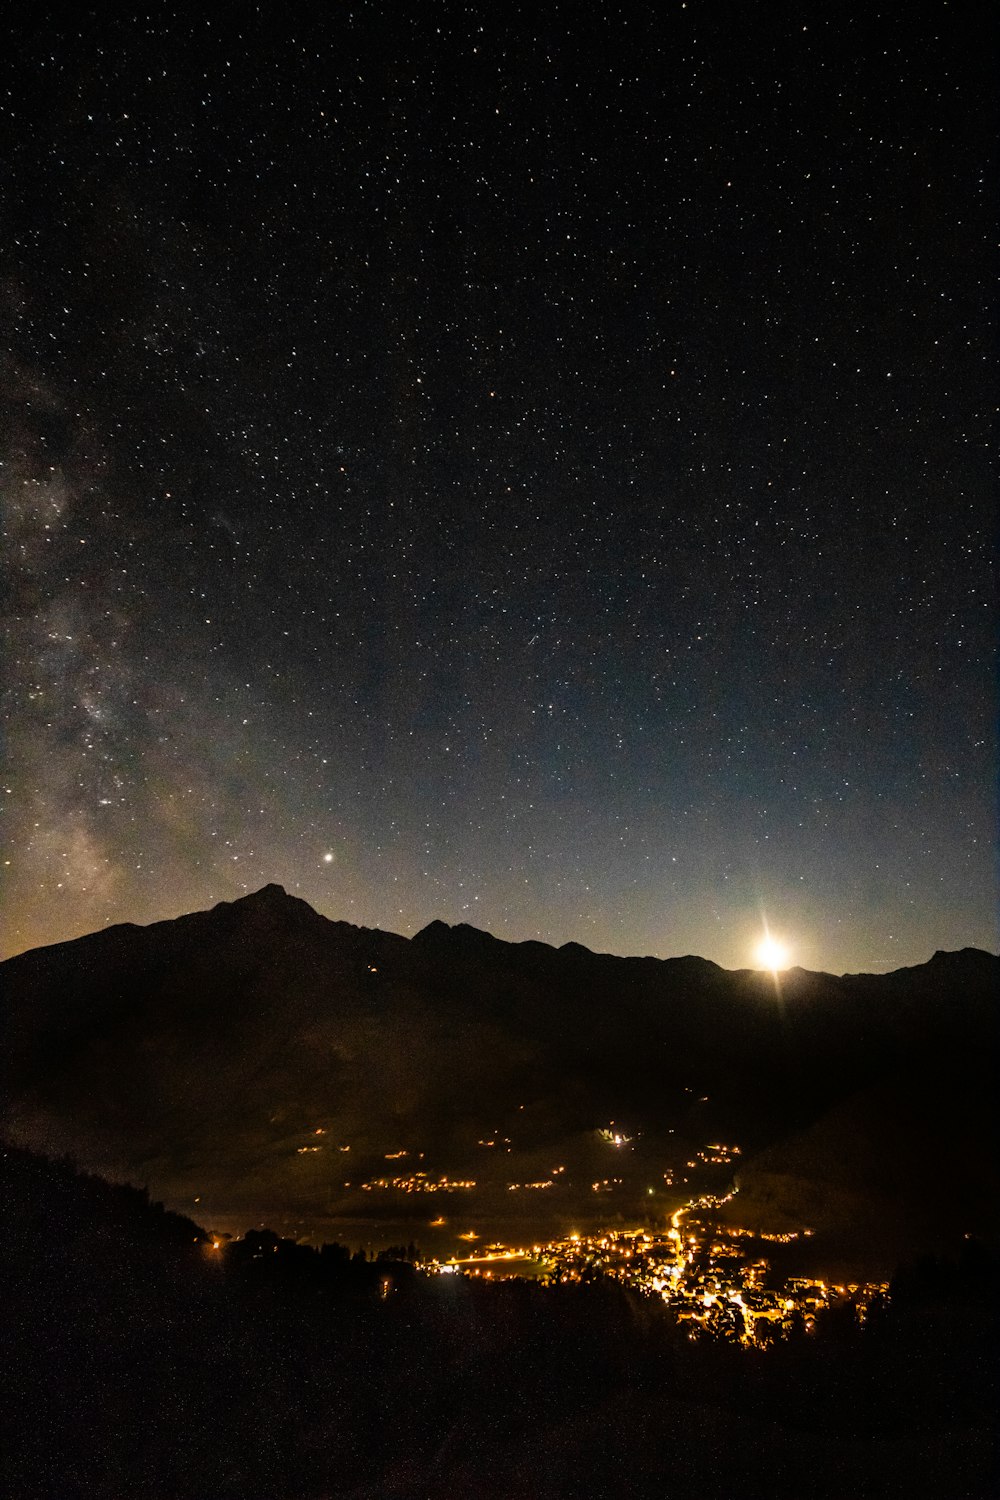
(2, 886), (997, 1280)
(4, 1141), (997, 1500)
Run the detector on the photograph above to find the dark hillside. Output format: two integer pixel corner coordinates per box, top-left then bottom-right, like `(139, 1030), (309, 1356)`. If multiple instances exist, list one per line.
(2, 887), (996, 1268)
(4, 1144), (997, 1500)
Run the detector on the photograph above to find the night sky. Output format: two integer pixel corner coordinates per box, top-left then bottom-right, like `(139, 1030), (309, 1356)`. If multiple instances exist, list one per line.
(2, 4), (994, 970)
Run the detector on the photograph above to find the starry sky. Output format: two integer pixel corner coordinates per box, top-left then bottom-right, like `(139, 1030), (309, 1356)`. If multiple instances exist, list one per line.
(2, 3), (994, 971)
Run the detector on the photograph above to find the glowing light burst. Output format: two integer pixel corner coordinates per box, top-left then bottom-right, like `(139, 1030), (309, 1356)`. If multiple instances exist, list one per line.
(754, 934), (791, 972)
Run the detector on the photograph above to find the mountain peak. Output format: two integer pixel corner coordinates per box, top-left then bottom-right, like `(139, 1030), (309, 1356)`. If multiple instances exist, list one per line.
(243, 882), (290, 903)
(211, 884), (327, 926)
(925, 947), (999, 978)
(412, 918), (505, 954)
(928, 946), (996, 964)
(413, 918), (452, 941)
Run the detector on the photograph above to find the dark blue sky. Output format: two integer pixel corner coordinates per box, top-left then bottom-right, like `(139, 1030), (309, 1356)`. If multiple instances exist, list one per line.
(2, 2), (994, 969)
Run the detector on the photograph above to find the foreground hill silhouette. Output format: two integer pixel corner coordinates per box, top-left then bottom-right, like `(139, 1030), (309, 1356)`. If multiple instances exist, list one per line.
(2, 885), (996, 1273)
(4, 1141), (997, 1500)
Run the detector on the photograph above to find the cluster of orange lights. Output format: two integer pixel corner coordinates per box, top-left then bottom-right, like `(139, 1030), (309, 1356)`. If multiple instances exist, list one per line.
(358, 1173), (476, 1194)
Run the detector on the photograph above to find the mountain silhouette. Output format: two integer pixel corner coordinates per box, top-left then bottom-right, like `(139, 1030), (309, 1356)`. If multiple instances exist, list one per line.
(2, 886), (995, 1270)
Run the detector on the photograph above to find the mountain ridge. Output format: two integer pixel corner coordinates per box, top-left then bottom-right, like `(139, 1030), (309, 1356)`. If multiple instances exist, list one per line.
(2, 885), (996, 1272)
(7, 882), (995, 979)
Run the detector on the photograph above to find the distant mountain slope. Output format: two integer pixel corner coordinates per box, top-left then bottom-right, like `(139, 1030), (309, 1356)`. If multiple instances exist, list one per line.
(2, 886), (996, 1263)
(719, 1045), (1000, 1275)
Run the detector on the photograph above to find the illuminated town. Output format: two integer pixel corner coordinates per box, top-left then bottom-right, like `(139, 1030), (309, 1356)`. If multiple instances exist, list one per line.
(275, 1117), (892, 1342)
(226, 1116), (901, 1345)
(426, 1194), (889, 1346)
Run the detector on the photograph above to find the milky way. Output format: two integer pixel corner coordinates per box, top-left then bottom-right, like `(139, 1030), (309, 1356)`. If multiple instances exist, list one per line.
(1, 4), (994, 968)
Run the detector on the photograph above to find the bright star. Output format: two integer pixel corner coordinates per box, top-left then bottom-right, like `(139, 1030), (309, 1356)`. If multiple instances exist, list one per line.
(322, 852), (334, 864)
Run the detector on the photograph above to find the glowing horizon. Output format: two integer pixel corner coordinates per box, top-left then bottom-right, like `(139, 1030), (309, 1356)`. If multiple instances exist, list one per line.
(754, 934), (792, 972)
